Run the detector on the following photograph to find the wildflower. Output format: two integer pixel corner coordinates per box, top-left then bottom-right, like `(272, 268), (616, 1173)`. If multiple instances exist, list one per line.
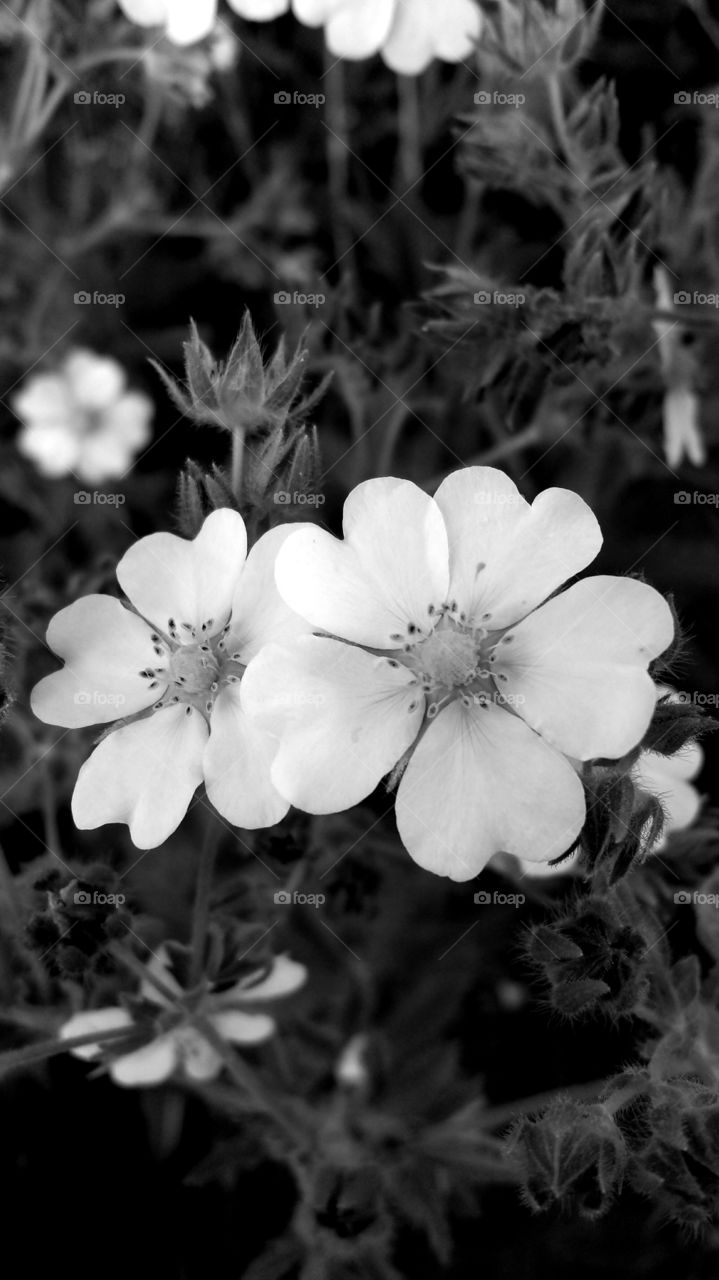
(12, 348), (152, 484)
(117, 0), (289, 47)
(652, 266), (705, 469)
(60, 948), (306, 1086)
(31, 510), (311, 848)
(242, 468), (674, 880)
(294, 0), (483, 74)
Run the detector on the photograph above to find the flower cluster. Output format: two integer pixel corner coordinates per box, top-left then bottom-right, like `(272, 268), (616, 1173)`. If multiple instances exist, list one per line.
(117, 0), (483, 73)
(32, 466), (679, 880)
(12, 348), (153, 484)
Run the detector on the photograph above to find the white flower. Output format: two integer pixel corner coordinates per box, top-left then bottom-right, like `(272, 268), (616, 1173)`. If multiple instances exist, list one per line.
(652, 265), (706, 469)
(294, 0), (482, 74)
(117, 0), (290, 46)
(31, 510), (312, 848)
(242, 468), (674, 881)
(60, 949), (306, 1086)
(516, 687), (704, 879)
(12, 348), (153, 484)
(117, 0), (482, 73)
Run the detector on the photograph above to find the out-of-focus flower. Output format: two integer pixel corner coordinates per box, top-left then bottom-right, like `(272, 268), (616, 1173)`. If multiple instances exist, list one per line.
(31, 511), (311, 848)
(117, 0), (482, 73)
(653, 266), (706, 469)
(518, 687), (704, 879)
(60, 948), (306, 1086)
(242, 467), (674, 880)
(294, 0), (482, 74)
(117, 0), (288, 46)
(12, 349), (152, 484)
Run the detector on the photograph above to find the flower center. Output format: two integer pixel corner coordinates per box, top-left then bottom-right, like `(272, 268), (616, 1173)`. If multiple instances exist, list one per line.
(137, 618), (245, 721)
(394, 611), (513, 719)
(169, 644), (220, 696)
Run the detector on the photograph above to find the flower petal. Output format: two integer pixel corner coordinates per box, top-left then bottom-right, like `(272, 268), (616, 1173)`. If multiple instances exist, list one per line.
(177, 1027), (223, 1080)
(324, 0), (394, 57)
(165, 0), (217, 43)
(231, 954), (307, 1001)
(110, 1033), (178, 1086)
(292, 0), (346, 25)
(275, 477), (449, 647)
(241, 636), (425, 812)
(211, 1009), (276, 1043)
(496, 576), (675, 760)
(395, 700), (586, 880)
(117, 0), (168, 26)
(116, 508), (247, 638)
(60, 1007), (134, 1060)
(204, 683), (289, 828)
(63, 350), (126, 412)
(381, 1), (435, 73)
(31, 595), (165, 728)
(226, 522), (314, 663)
(16, 421), (82, 477)
(634, 747), (703, 833)
(71, 705), (208, 848)
(229, 0), (290, 17)
(433, 467), (603, 629)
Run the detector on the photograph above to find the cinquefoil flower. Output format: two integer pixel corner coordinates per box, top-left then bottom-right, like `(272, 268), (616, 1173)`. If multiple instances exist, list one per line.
(12, 348), (152, 484)
(242, 468), (674, 880)
(117, 0), (288, 46)
(293, 0), (482, 74)
(31, 510), (311, 848)
(60, 949), (306, 1086)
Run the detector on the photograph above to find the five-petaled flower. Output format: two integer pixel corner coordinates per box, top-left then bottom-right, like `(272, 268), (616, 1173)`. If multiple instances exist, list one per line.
(31, 510), (311, 848)
(242, 468), (675, 880)
(12, 348), (153, 484)
(60, 948), (306, 1086)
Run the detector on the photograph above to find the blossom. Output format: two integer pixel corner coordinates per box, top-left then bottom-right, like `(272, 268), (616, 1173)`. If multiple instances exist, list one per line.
(242, 467), (674, 880)
(117, 0), (289, 46)
(652, 265), (706, 469)
(12, 348), (153, 484)
(31, 510), (311, 848)
(117, 0), (482, 74)
(293, 0), (483, 74)
(60, 949), (306, 1086)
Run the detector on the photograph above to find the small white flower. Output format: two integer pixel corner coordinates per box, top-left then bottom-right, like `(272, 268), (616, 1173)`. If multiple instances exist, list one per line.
(60, 949), (306, 1087)
(242, 468), (674, 880)
(294, 0), (482, 74)
(31, 511), (312, 848)
(117, 0), (290, 46)
(12, 348), (153, 484)
(653, 265), (706, 469)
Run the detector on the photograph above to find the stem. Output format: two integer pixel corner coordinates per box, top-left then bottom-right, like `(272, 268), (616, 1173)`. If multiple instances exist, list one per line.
(396, 73), (423, 191)
(230, 426), (246, 504)
(323, 52), (355, 284)
(189, 814), (221, 988)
